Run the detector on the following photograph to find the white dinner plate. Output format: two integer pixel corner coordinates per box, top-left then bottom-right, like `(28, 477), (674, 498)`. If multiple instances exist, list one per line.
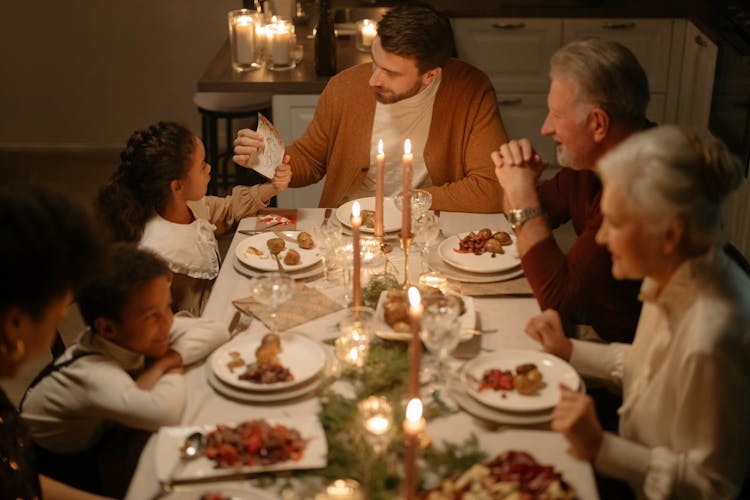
(154, 416), (327, 482)
(336, 197), (401, 233)
(438, 231), (521, 274)
(426, 246), (524, 283)
(373, 290), (476, 342)
(462, 350), (581, 412)
(210, 331), (326, 392)
(235, 232), (322, 272)
(161, 484), (277, 500)
(206, 354), (329, 404)
(233, 256), (324, 281)
(449, 383), (552, 426)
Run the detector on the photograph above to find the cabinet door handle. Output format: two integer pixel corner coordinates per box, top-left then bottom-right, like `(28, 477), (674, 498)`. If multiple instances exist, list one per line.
(492, 22), (526, 30)
(602, 22), (636, 30)
(694, 35), (708, 48)
(498, 98), (523, 106)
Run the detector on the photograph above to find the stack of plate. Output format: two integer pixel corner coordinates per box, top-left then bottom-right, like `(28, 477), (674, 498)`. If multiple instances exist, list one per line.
(429, 229), (524, 283)
(206, 331), (330, 403)
(451, 349), (582, 426)
(336, 196), (403, 237)
(233, 230), (324, 280)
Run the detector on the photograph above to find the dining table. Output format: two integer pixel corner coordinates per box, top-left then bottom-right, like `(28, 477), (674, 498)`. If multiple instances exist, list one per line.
(124, 209), (599, 499)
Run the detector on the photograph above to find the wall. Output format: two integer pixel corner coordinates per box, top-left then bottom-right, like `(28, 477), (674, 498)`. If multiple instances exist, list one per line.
(0, 0), (239, 150)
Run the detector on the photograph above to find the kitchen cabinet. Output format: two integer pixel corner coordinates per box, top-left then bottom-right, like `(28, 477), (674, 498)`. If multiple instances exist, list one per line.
(272, 94), (326, 208)
(676, 21), (718, 134)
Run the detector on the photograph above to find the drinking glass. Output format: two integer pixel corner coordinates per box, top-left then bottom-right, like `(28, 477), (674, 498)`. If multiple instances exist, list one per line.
(412, 213), (440, 272)
(419, 298), (461, 398)
(335, 306), (375, 368)
(250, 272), (295, 333)
(311, 219), (342, 281)
(393, 189), (433, 221)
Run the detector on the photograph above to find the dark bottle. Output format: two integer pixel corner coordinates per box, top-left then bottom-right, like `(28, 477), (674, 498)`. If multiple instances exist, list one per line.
(314, 0), (337, 76)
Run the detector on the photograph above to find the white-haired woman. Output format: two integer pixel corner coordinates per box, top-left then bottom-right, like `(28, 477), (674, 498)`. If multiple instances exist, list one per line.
(525, 125), (749, 499)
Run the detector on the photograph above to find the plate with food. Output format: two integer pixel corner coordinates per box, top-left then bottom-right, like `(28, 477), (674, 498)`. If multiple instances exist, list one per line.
(336, 197), (401, 233)
(235, 231), (321, 272)
(155, 416), (327, 483)
(424, 447), (578, 499)
(438, 229), (520, 274)
(374, 287), (475, 342)
(162, 485), (277, 500)
(210, 332), (326, 392)
(462, 350), (580, 412)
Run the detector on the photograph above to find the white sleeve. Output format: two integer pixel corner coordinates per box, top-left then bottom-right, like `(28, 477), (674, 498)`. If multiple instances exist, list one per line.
(168, 315), (230, 366)
(569, 338), (629, 385)
(85, 366), (186, 431)
(595, 350), (748, 499)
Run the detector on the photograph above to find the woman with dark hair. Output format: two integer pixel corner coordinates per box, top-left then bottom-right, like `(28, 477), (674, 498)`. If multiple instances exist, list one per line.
(0, 186), (109, 499)
(526, 125), (750, 498)
(96, 121), (291, 314)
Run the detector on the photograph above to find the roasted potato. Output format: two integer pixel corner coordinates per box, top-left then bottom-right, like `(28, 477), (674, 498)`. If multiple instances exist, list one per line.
(297, 231), (314, 249)
(266, 238), (285, 255)
(283, 249), (301, 265)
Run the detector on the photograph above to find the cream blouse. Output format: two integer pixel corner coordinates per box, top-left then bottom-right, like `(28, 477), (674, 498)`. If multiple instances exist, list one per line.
(140, 185), (268, 280)
(569, 248), (750, 499)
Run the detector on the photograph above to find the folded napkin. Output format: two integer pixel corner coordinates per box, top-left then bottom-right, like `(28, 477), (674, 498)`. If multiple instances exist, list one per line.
(232, 283), (343, 332)
(255, 209), (298, 230)
(450, 276), (533, 297)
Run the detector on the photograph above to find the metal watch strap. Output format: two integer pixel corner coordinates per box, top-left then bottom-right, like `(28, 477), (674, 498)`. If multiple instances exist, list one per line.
(509, 206), (546, 230)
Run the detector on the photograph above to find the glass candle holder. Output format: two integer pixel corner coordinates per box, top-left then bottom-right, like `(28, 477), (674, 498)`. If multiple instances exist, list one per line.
(335, 306), (374, 367)
(356, 19), (377, 52)
(358, 395), (393, 454)
(265, 19), (296, 71)
(315, 479), (365, 500)
(228, 9), (262, 72)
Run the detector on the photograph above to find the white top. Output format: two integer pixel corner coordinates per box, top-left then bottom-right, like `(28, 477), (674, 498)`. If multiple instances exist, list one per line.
(569, 248), (750, 499)
(20, 315), (229, 454)
(140, 186), (269, 280)
(348, 76), (441, 201)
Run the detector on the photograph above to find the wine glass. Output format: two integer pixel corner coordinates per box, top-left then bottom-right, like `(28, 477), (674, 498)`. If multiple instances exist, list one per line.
(311, 218), (343, 281)
(250, 272), (295, 333)
(393, 189), (433, 221)
(412, 213), (440, 272)
(419, 298), (461, 400)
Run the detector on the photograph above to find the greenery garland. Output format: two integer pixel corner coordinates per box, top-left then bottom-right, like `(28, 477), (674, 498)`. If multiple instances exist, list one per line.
(294, 341), (487, 498)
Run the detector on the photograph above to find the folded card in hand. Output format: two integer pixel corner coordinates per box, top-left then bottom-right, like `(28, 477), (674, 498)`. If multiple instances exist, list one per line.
(247, 113), (285, 179)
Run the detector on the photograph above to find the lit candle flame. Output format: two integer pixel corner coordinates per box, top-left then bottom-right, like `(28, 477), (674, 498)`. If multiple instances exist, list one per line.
(404, 138), (412, 156)
(352, 200), (361, 218)
(405, 398), (423, 422)
(366, 415), (390, 435)
(378, 138), (384, 155)
(408, 286), (421, 309)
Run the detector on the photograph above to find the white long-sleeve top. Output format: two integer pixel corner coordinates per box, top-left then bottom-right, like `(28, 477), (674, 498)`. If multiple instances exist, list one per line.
(20, 316), (229, 454)
(569, 248), (750, 499)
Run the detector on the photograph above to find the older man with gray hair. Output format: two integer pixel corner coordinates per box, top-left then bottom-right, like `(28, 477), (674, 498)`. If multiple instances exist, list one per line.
(493, 38), (652, 346)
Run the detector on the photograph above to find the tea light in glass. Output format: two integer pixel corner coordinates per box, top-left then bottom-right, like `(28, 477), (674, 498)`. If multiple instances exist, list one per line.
(315, 479), (364, 500)
(228, 9), (261, 71)
(267, 19), (296, 71)
(358, 395), (393, 454)
(334, 306), (374, 368)
(356, 19), (377, 52)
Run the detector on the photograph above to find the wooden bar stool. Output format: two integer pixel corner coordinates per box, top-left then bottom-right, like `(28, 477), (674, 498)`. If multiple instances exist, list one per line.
(193, 92), (272, 195)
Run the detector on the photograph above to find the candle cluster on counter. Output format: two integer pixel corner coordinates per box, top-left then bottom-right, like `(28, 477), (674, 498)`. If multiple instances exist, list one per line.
(401, 139), (413, 240)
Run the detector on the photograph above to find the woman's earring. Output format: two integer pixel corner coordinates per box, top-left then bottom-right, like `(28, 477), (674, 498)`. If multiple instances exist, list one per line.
(0, 338), (26, 362)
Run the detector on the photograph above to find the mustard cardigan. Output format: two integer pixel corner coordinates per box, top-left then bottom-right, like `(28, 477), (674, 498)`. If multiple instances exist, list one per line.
(287, 59), (508, 212)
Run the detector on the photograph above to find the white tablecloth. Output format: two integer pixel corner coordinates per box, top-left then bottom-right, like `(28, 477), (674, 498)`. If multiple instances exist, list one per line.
(125, 210), (598, 499)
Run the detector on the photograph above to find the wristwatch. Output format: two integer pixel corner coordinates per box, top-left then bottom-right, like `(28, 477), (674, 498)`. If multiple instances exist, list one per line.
(507, 207), (546, 231)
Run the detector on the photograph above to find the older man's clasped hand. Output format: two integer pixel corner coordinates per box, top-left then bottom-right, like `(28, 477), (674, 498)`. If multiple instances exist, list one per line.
(491, 138), (549, 212)
(525, 309), (604, 462)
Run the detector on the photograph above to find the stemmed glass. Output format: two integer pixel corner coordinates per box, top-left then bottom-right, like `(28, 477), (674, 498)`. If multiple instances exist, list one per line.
(419, 298), (461, 401)
(393, 189), (433, 221)
(250, 272), (295, 333)
(310, 218), (343, 281)
(412, 213), (440, 272)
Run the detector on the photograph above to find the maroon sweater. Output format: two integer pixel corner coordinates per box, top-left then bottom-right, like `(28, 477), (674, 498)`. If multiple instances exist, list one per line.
(523, 169), (642, 343)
